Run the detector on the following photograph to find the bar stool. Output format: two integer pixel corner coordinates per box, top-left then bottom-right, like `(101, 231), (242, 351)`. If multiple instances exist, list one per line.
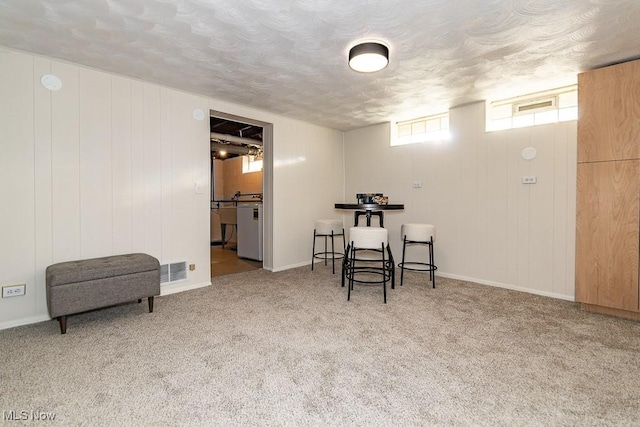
(344, 227), (394, 303)
(311, 219), (345, 274)
(399, 223), (437, 287)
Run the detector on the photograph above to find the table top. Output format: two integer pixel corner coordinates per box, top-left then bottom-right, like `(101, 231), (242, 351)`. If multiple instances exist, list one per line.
(335, 203), (404, 210)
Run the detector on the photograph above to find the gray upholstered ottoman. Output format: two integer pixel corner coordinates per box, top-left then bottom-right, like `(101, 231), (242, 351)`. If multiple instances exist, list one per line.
(46, 253), (160, 334)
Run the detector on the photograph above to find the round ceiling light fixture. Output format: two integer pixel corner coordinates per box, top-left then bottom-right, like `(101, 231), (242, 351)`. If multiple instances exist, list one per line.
(348, 41), (389, 73)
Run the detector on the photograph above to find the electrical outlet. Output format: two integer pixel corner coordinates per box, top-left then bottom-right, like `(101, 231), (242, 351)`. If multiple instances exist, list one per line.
(2, 284), (26, 298)
(412, 180), (422, 188)
(522, 176), (537, 184)
(189, 264), (196, 271)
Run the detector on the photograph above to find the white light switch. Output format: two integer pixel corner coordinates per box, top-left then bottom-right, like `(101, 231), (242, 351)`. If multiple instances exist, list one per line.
(412, 181), (422, 188)
(522, 176), (537, 184)
(194, 181), (203, 194)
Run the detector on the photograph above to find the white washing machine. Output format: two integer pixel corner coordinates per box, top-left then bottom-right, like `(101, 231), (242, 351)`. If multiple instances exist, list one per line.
(237, 203), (263, 261)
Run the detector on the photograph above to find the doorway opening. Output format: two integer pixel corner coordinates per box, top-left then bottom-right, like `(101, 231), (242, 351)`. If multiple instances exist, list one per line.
(209, 111), (273, 277)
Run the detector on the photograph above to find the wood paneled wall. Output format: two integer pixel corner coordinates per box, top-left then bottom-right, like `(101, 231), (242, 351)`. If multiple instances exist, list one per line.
(344, 102), (577, 300)
(0, 49), (210, 327)
(0, 47), (346, 329)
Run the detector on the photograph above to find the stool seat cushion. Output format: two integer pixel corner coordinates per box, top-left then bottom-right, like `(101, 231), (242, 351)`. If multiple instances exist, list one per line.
(401, 223), (436, 242)
(350, 227), (388, 249)
(316, 219), (343, 235)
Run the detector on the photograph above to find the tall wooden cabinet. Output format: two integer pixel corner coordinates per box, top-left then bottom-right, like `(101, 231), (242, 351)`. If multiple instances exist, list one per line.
(576, 59), (640, 320)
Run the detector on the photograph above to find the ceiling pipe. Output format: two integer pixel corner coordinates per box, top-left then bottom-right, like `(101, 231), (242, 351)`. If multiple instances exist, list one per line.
(210, 132), (262, 146)
(210, 142), (261, 156)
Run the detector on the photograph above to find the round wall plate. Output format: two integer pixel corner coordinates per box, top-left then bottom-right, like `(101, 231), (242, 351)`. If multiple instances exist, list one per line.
(192, 108), (205, 121)
(521, 147), (537, 160)
(41, 74), (62, 91)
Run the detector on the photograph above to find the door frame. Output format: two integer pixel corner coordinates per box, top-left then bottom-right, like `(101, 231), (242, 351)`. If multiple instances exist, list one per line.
(209, 109), (273, 270)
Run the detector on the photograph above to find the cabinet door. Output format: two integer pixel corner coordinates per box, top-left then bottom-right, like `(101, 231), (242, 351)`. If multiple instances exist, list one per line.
(578, 60), (640, 163)
(576, 160), (639, 311)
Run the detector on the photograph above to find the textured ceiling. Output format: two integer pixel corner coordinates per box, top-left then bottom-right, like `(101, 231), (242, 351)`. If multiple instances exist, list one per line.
(1, 0), (639, 131)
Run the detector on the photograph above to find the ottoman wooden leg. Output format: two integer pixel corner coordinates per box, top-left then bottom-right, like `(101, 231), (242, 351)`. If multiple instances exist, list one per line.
(58, 315), (67, 335)
(148, 296), (154, 313)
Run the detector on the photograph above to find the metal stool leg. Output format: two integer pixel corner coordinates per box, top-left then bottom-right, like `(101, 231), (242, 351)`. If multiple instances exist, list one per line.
(323, 235), (328, 266)
(382, 243), (387, 303)
(341, 243), (350, 288)
(400, 235), (407, 286)
(330, 231), (335, 274)
(311, 229), (317, 271)
(430, 236), (436, 288)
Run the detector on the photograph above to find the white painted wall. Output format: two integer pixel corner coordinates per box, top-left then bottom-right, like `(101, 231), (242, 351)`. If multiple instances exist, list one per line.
(0, 48), (344, 329)
(344, 102), (577, 300)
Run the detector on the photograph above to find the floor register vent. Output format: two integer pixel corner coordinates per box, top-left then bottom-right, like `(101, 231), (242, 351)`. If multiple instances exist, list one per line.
(160, 261), (188, 284)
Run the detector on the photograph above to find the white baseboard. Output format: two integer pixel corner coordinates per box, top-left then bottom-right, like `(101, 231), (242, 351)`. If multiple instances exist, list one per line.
(0, 281), (212, 331)
(271, 260), (312, 272)
(160, 280), (211, 296)
(436, 271), (575, 302)
(271, 263), (574, 302)
(0, 314), (51, 331)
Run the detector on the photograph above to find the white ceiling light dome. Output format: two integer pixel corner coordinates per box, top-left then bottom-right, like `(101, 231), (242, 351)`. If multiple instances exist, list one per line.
(348, 41), (389, 73)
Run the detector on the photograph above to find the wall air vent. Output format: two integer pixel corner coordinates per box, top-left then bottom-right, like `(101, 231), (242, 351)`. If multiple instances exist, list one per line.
(513, 97), (557, 115)
(160, 264), (169, 283)
(160, 261), (188, 285)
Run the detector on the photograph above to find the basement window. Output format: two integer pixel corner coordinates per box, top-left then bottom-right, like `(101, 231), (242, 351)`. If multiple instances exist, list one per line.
(486, 85), (577, 132)
(392, 112), (450, 146)
(242, 155), (263, 173)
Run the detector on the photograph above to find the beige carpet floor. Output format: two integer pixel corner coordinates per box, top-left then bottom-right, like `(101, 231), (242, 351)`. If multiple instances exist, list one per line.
(1, 265), (639, 426)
